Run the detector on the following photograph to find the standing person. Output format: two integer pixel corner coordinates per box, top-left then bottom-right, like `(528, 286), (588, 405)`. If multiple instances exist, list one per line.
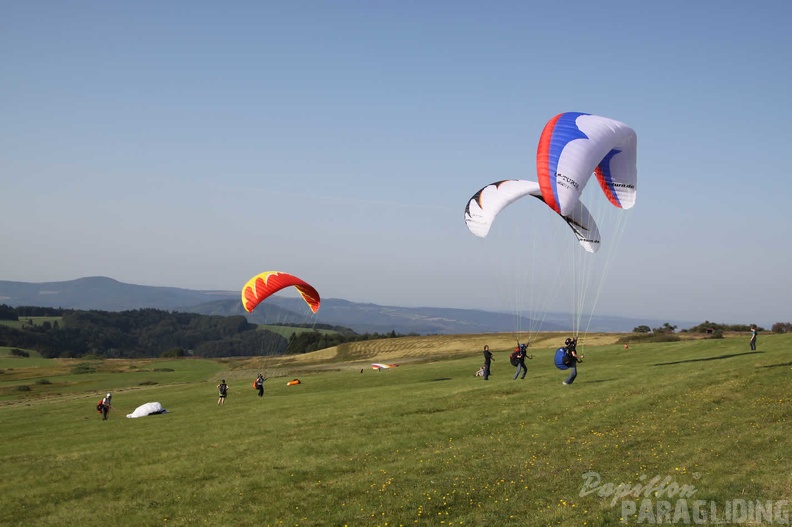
(513, 343), (532, 380)
(98, 393), (112, 420)
(482, 345), (493, 380)
(217, 380), (229, 405)
(254, 373), (266, 397)
(749, 325), (757, 351)
(562, 338), (583, 385)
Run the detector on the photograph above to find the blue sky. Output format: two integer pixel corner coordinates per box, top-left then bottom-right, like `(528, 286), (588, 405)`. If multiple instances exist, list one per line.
(2, 1), (790, 328)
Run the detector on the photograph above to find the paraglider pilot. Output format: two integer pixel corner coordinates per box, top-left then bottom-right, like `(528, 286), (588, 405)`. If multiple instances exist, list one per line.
(482, 345), (493, 380)
(217, 380), (229, 405)
(99, 393), (112, 420)
(255, 373), (266, 397)
(513, 343), (532, 380)
(562, 338), (583, 385)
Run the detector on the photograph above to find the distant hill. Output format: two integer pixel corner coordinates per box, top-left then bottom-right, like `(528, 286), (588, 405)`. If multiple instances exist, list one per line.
(0, 277), (696, 334)
(0, 276), (237, 311)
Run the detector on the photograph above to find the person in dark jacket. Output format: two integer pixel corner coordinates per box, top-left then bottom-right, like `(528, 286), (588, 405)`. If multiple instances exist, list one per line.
(98, 393), (112, 420)
(254, 373), (266, 397)
(217, 380), (229, 405)
(482, 345), (493, 380)
(513, 343), (532, 380)
(562, 338), (583, 385)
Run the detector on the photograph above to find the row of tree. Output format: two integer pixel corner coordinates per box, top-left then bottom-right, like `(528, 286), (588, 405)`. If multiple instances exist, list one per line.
(0, 305), (415, 359)
(631, 321), (785, 334)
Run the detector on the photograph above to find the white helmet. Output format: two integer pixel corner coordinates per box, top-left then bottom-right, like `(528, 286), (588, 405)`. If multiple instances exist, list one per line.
(106, 393), (112, 398)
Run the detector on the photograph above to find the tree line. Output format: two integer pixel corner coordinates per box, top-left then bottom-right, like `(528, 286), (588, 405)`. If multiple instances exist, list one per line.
(0, 305), (415, 359)
(630, 321), (787, 334)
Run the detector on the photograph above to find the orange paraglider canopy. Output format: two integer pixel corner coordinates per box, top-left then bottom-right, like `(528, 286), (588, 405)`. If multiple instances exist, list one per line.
(241, 271), (320, 314)
(286, 379), (301, 386)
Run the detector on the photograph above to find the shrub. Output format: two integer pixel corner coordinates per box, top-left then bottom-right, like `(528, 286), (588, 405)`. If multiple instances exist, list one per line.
(152, 368), (175, 372)
(35, 379), (52, 385)
(17, 385), (31, 392)
(71, 363), (96, 374)
(10, 348), (29, 358)
(771, 322), (791, 334)
(138, 381), (158, 386)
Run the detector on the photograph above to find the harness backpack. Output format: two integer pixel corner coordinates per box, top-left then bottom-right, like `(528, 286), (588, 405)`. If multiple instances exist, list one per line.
(554, 348), (571, 370)
(509, 351), (520, 367)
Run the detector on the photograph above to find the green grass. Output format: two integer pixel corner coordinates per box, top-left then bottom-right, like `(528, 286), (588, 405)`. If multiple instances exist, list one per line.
(0, 334), (790, 526)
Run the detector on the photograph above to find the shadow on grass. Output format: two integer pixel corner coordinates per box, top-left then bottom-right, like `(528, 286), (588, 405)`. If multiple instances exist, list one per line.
(653, 351), (763, 366)
(757, 361), (792, 369)
(584, 378), (617, 384)
(428, 377), (452, 382)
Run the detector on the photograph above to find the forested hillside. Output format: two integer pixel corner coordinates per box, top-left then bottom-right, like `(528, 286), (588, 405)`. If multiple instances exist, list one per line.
(0, 305), (412, 359)
(1, 307), (270, 358)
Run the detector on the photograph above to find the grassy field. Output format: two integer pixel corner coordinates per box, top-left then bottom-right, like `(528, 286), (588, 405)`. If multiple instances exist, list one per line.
(0, 315), (62, 330)
(260, 324), (340, 339)
(0, 332), (789, 526)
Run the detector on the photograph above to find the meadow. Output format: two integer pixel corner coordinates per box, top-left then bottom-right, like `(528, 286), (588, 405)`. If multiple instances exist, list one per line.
(0, 332), (789, 526)
(0, 315), (62, 330)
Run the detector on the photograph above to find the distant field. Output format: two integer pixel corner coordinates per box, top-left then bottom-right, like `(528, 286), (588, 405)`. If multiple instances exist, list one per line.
(0, 318), (332, 337)
(0, 346), (44, 359)
(1, 332), (789, 527)
(0, 316), (62, 329)
(258, 324), (339, 338)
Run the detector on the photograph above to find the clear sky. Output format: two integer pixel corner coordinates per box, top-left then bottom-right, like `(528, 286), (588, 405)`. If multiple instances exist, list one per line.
(2, 1), (790, 328)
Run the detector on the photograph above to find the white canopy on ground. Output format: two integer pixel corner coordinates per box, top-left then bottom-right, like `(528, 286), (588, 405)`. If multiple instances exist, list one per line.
(126, 402), (168, 418)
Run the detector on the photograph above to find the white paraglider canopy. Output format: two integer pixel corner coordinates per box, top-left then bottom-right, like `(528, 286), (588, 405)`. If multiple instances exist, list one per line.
(126, 402), (169, 418)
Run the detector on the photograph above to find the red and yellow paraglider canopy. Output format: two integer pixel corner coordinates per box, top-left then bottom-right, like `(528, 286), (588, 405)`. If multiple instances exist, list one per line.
(241, 271), (321, 314)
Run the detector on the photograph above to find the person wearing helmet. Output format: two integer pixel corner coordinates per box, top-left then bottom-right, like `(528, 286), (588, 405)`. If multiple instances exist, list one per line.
(98, 393), (112, 420)
(512, 343), (533, 380)
(562, 337), (583, 385)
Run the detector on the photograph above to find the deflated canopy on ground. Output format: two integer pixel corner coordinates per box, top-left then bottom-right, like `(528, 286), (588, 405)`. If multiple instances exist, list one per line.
(126, 402), (169, 418)
(241, 271), (321, 314)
